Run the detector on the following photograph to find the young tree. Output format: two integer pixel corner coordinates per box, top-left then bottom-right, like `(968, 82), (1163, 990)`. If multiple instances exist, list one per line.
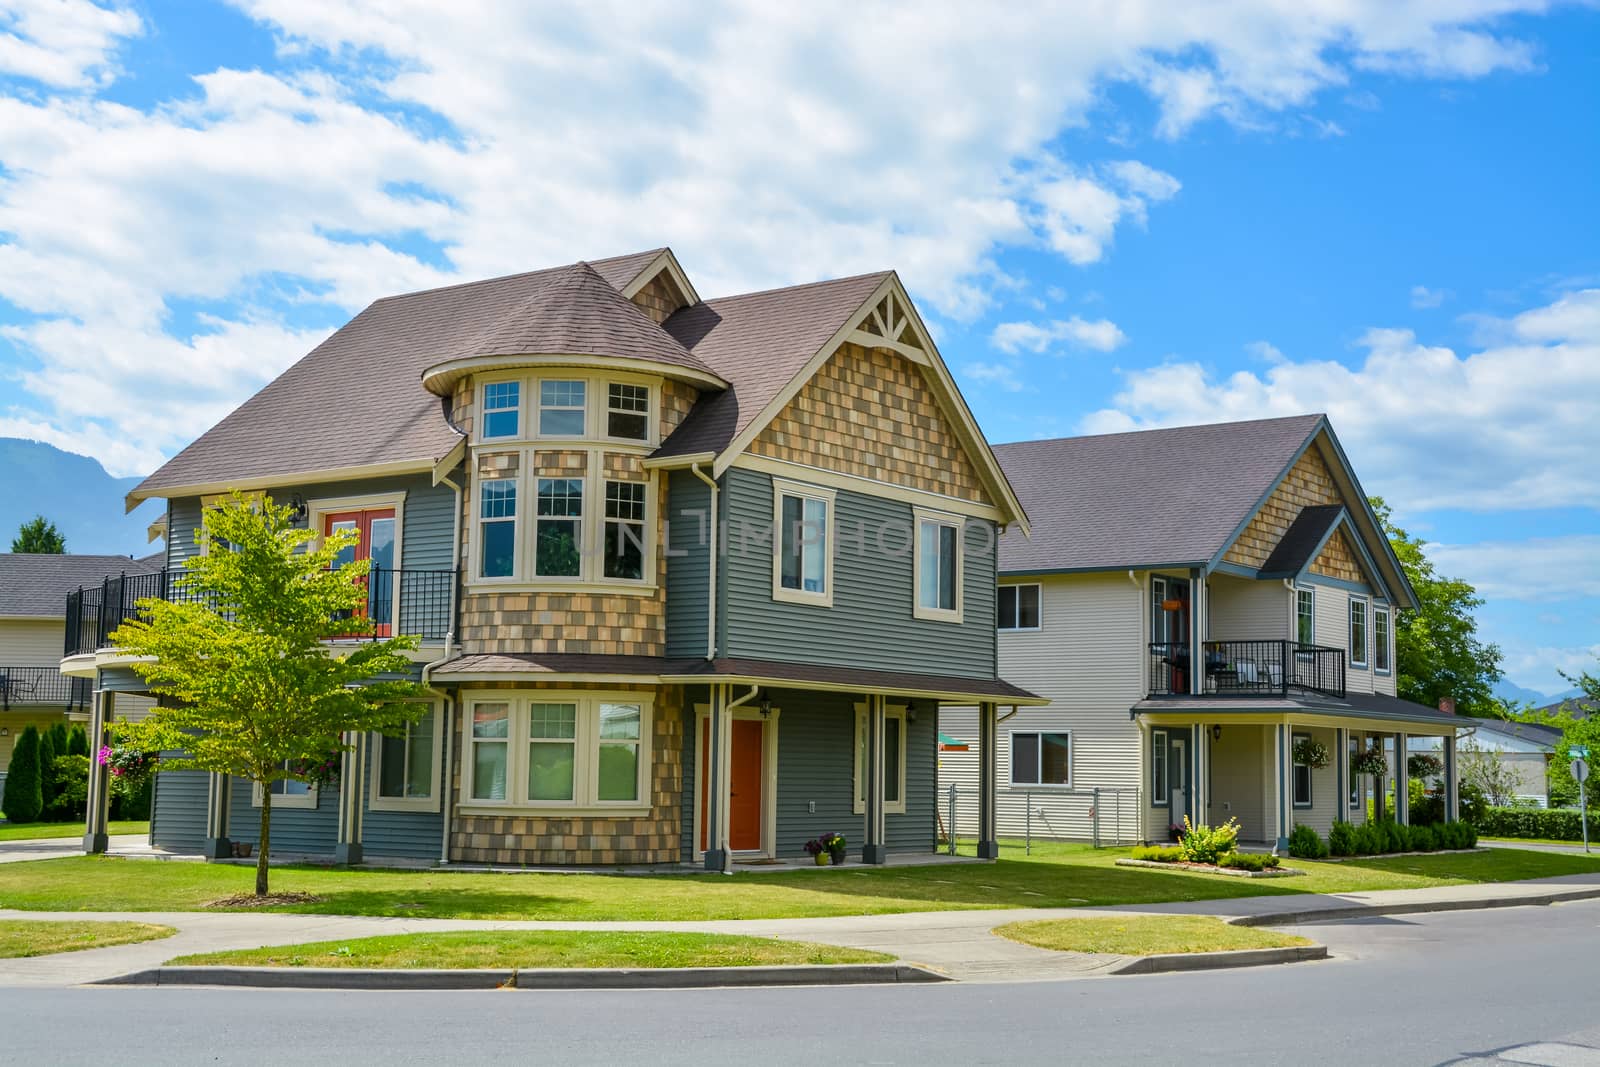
(111, 494), (425, 896)
(1, 726), (44, 823)
(1369, 497), (1503, 716)
(11, 515), (66, 553)
(1457, 738), (1527, 808)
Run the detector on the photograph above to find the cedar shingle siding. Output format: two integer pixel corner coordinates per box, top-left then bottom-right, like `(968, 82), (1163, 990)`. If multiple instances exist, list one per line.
(1222, 446), (1341, 569)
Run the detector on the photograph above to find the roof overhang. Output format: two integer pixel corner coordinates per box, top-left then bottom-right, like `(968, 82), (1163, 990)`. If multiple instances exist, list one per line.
(1132, 697), (1460, 732)
(420, 353), (727, 398)
(126, 458), (437, 511)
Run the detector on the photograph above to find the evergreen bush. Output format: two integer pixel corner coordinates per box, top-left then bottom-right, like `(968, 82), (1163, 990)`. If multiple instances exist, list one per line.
(1328, 820), (1358, 857)
(66, 726), (89, 758)
(36, 727), (58, 816)
(1288, 823), (1329, 859)
(1, 726), (44, 824)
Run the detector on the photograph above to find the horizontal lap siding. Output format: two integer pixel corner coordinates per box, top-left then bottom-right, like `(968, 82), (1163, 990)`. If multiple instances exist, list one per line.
(150, 767), (208, 852)
(1308, 582), (1373, 694)
(1208, 576), (1290, 641)
(664, 472), (711, 658)
(228, 776), (338, 855)
(1290, 725), (1340, 837)
(1208, 725), (1268, 843)
(359, 741), (444, 860)
(940, 574), (1145, 841)
(720, 468), (996, 678)
(0, 619), (68, 665)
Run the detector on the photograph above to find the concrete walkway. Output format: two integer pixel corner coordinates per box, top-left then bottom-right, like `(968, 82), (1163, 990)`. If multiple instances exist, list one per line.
(3, 871), (1598, 987)
(0, 834), (147, 865)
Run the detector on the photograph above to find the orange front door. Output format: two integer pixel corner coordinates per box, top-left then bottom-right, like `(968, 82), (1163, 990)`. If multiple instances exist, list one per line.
(699, 717), (765, 853)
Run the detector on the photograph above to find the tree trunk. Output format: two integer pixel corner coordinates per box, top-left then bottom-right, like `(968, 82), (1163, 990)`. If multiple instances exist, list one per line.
(256, 786), (271, 897)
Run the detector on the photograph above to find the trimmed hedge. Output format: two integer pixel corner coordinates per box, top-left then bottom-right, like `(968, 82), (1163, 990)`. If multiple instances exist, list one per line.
(1322, 818), (1477, 857)
(1288, 823), (1329, 859)
(1477, 806), (1600, 842)
(1218, 851), (1281, 871)
(1131, 844), (1185, 863)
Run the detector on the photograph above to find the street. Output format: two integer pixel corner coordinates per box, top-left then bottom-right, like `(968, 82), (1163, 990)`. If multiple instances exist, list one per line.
(3, 900), (1597, 1066)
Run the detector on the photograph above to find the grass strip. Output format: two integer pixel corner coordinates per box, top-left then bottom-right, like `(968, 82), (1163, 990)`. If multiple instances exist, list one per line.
(0, 919), (175, 958)
(994, 915), (1311, 956)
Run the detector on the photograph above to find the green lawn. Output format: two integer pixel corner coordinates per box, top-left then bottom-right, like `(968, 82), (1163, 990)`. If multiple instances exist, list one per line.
(995, 915), (1311, 955)
(2, 840), (1597, 921)
(1482, 836), (1594, 849)
(169, 931), (889, 969)
(0, 821), (148, 843)
(0, 919), (174, 958)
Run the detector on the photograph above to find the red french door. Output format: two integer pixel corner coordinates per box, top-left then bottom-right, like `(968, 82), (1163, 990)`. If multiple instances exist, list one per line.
(324, 509), (396, 636)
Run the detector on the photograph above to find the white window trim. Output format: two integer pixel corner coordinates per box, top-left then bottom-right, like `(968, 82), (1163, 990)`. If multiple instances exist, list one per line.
(531, 468), (587, 582)
(1373, 602), (1392, 675)
(603, 380), (656, 446)
(252, 771), (319, 810)
(458, 690), (653, 816)
(998, 582), (1042, 632)
(1151, 728), (1169, 808)
(368, 701), (444, 813)
(476, 375), (524, 443)
(691, 703), (780, 859)
(852, 702), (908, 815)
(912, 506), (964, 623)
(1295, 586), (1315, 645)
(1007, 729), (1072, 789)
(472, 470), (523, 585)
(1292, 730), (1314, 808)
(771, 477), (836, 608)
(535, 377), (590, 440)
(1349, 594), (1370, 669)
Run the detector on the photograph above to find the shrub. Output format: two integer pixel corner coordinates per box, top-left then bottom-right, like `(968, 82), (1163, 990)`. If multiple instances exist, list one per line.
(110, 771), (153, 821)
(1, 726), (44, 824)
(1458, 781), (1487, 824)
(1476, 806), (1600, 842)
(48, 722), (70, 767)
(44, 754), (89, 821)
(1132, 844), (1184, 863)
(1178, 815), (1240, 864)
(1219, 851), (1281, 871)
(35, 727), (58, 815)
(1328, 820), (1358, 857)
(1410, 825), (1438, 852)
(1288, 823), (1329, 859)
(1409, 779), (1446, 826)
(1352, 822), (1383, 855)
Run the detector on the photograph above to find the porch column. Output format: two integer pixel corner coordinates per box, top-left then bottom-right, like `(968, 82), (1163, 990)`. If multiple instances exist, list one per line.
(976, 701), (998, 859)
(1334, 727), (1348, 825)
(1273, 723), (1290, 852)
(1189, 568), (1205, 696)
(334, 731), (363, 865)
(703, 684), (730, 871)
(1372, 734), (1384, 821)
(1193, 724), (1207, 823)
(82, 688), (113, 854)
(203, 772), (232, 859)
(862, 695), (887, 864)
(1443, 732), (1459, 823)
(1394, 733), (1409, 824)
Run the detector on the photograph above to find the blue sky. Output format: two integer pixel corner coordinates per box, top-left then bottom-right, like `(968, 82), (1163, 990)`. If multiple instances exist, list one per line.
(0, 1), (1596, 696)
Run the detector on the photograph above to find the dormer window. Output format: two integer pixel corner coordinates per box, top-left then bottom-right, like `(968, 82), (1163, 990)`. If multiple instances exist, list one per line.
(538, 380), (586, 436)
(607, 383), (650, 441)
(481, 381), (520, 439)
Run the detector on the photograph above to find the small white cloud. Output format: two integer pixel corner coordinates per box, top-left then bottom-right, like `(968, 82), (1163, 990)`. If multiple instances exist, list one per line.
(1244, 340), (1285, 363)
(963, 361), (1026, 392)
(1431, 536), (1600, 604)
(992, 316), (1127, 354)
(1410, 285), (1451, 309)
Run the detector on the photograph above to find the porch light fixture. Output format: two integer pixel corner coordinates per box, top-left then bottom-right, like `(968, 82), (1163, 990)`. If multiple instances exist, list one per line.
(759, 692), (772, 718)
(286, 493), (308, 524)
(0, 727), (8, 736)
(1212, 724), (1222, 741)
(906, 702), (918, 723)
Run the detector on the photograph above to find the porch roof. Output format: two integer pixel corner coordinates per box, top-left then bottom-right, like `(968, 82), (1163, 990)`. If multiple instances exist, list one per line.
(1132, 689), (1461, 730)
(430, 652), (1046, 705)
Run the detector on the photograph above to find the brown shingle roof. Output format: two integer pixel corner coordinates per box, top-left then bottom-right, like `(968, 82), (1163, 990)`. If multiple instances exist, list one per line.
(131, 249), (676, 498)
(995, 414), (1326, 574)
(0, 553), (162, 618)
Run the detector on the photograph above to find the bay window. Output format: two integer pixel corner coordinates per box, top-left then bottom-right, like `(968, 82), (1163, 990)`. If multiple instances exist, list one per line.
(604, 481), (647, 581)
(481, 380), (520, 439)
(535, 477), (583, 577)
(607, 383), (650, 441)
(772, 479), (834, 605)
(914, 508), (963, 621)
(463, 693), (653, 812)
(538, 379), (586, 436)
(478, 479), (517, 579)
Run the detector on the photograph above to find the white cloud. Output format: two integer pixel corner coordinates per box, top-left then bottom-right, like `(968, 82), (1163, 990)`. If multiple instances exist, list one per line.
(1410, 284), (1451, 308)
(962, 361), (1026, 393)
(0, 0), (1563, 474)
(992, 316), (1128, 355)
(1432, 535), (1600, 603)
(1082, 288), (1600, 512)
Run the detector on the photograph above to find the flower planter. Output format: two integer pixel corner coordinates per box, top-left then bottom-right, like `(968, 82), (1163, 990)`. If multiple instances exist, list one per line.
(814, 852), (830, 866)
(828, 848), (846, 866)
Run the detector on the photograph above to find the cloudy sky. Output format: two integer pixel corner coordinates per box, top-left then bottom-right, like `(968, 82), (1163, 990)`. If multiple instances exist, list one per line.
(1, 0), (1596, 695)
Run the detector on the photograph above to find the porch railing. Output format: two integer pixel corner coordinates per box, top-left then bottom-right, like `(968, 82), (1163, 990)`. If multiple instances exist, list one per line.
(64, 566), (458, 657)
(0, 666), (91, 711)
(1148, 639), (1346, 699)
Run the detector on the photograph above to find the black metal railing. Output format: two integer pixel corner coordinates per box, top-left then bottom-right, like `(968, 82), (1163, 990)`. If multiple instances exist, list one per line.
(65, 566), (457, 657)
(0, 666), (91, 711)
(1148, 639), (1346, 699)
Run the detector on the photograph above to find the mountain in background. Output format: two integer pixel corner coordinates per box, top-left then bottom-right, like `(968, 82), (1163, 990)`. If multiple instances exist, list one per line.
(1494, 677), (1586, 710)
(0, 438), (162, 556)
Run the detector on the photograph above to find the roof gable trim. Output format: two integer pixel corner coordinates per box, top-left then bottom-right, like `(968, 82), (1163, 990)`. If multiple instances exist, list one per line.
(619, 248), (701, 307)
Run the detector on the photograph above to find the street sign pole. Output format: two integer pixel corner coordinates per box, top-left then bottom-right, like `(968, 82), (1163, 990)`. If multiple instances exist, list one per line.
(1573, 757), (1591, 854)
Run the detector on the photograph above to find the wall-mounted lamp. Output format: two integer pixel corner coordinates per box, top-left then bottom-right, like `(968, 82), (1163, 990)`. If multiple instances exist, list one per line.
(286, 493), (308, 524)
(1211, 724), (1223, 742)
(905, 701), (918, 723)
(759, 692), (772, 718)
(0, 727), (9, 737)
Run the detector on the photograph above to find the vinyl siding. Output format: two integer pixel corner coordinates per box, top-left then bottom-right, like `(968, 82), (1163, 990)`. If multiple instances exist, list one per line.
(150, 768), (208, 852)
(664, 470), (711, 658)
(0, 618), (67, 665)
(1208, 575), (1291, 641)
(227, 775), (338, 855)
(940, 573), (1145, 842)
(719, 468), (997, 678)
(1288, 725), (1341, 837)
(1208, 724), (1269, 842)
(1307, 581), (1375, 694)
(360, 729), (445, 861)
(679, 685), (938, 860)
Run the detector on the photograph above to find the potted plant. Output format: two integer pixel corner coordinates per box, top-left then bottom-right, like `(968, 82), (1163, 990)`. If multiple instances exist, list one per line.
(1292, 737), (1331, 770)
(822, 831), (847, 865)
(97, 744), (158, 789)
(1354, 744), (1388, 776)
(803, 838), (830, 865)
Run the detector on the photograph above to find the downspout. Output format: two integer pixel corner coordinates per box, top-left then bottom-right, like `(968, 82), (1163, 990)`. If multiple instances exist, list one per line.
(427, 398), (468, 865)
(997, 704), (1021, 726)
(691, 462), (720, 660)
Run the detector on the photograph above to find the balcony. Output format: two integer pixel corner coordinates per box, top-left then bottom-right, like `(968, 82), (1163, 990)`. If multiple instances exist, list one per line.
(65, 566), (458, 658)
(1148, 639), (1346, 699)
(0, 666), (91, 711)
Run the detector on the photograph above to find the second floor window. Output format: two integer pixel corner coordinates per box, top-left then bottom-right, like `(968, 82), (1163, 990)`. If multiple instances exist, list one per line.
(478, 479), (517, 579)
(1374, 604), (1391, 673)
(914, 510), (962, 621)
(604, 481), (646, 581)
(773, 480), (833, 605)
(998, 584), (1041, 630)
(482, 381), (520, 439)
(535, 477), (583, 578)
(607, 383), (650, 441)
(539, 379), (586, 436)
(1349, 597), (1369, 668)
(1296, 589), (1314, 645)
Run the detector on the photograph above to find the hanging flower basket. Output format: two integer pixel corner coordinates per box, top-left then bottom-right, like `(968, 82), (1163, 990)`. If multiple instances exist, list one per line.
(289, 752), (342, 789)
(1407, 752), (1444, 779)
(1353, 745), (1388, 776)
(97, 745), (158, 788)
(1292, 737), (1331, 769)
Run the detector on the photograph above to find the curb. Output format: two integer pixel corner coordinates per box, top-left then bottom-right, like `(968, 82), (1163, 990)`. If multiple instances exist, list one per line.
(94, 962), (948, 991)
(1225, 884), (1600, 927)
(1109, 944), (1327, 975)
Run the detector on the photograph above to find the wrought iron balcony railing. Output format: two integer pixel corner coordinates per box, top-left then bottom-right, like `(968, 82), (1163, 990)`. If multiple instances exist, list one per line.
(0, 666), (91, 711)
(1148, 639), (1346, 699)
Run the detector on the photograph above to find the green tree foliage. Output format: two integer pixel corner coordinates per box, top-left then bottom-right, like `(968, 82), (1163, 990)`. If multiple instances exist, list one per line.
(46, 754), (90, 821)
(1, 726), (44, 823)
(48, 722), (69, 764)
(1369, 497), (1503, 715)
(10, 515), (66, 553)
(111, 493), (425, 895)
(1540, 669), (1600, 814)
(66, 725), (89, 758)
(35, 727), (58, 813)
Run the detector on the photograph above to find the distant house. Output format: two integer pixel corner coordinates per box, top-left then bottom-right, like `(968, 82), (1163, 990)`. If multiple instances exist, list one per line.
(1458, 718), (1562, 808)
(0, 552), (160, 801)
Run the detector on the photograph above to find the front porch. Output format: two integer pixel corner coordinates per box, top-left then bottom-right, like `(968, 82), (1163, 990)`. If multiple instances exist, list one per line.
(1136, 694), (1462, 850)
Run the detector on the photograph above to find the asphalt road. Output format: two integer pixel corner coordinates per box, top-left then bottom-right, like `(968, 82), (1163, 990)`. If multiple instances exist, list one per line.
(5, 901), (1599, 1066)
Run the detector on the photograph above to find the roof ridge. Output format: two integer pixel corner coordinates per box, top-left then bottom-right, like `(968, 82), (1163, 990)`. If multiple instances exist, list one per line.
(370, 248), (668, 304)
(699, 269), (893, 307)
(995, 412), (1326, 450)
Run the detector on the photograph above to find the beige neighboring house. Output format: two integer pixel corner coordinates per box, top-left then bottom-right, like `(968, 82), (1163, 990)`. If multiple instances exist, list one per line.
(0, 553), (161, 798)
(1457, 718), (1561, 808)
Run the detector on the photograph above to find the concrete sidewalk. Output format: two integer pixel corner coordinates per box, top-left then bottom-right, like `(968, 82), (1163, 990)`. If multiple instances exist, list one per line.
(0, 834), (148, 865)
(3, 871), (1597, 987)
